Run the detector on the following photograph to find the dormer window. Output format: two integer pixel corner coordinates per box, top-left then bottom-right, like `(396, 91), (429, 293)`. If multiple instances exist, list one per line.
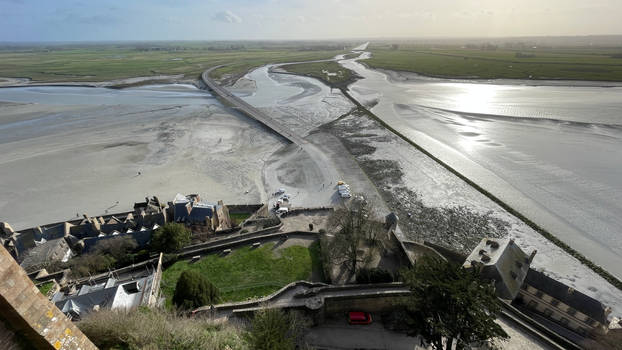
(123, 281), (140, 294)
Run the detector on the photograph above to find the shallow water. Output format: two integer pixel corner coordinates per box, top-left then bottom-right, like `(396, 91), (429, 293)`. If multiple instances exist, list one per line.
(341, 54), (622, 277)
(240, 66), (332, 107)
(0, 84), (217, 106)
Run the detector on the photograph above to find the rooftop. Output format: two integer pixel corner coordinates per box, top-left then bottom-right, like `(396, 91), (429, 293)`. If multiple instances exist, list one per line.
(525, 269), (609, 324)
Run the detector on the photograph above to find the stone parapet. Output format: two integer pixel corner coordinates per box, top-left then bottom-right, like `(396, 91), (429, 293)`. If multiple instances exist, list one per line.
(0, 245), (97, 350)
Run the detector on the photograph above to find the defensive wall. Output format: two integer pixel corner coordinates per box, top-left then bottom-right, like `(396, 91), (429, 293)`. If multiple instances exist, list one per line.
(0, 245), (97, 350)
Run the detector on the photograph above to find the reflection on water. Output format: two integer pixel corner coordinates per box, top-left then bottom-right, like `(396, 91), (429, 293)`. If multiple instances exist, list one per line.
(341, 54), (622, 276)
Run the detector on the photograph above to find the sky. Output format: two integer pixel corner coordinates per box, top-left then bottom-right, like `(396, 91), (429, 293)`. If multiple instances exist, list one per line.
(1, 0), (622, 42)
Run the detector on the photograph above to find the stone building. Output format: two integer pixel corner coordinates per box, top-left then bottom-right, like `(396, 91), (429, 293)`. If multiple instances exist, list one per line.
(52, 253), (163, 321)
(463, 238), (534, 300)
(465, 237), (613, 343)
(171, 193), (232, 231)
(514, 268), (611, 338)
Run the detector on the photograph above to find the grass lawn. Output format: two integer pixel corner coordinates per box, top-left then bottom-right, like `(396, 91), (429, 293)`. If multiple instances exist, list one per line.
(161, 241), (324, 306)
(281, 61), (357, 89)
(365, 45), (622, 81)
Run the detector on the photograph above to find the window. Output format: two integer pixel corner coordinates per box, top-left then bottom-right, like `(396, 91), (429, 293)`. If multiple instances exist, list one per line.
(544, 309), (553, 317)
(551, 299), (559, 307)
(589, 319), (598, 327)
(577, 328), (587, 336)
(535, 291), (544, 298)
(560, 318), (569, 326)
(528, 300), (538, 309)
(568, 308), (577, 316)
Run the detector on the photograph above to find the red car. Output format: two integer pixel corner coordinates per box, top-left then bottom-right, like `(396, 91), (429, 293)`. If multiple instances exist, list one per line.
(348, 311), (372, 325)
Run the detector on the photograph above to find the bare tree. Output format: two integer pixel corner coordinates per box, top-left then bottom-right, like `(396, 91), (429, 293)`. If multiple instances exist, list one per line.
(322, 198), (384, 277)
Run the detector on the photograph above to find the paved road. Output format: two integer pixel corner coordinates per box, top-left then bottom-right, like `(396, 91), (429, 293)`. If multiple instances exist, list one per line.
(202, 67), (305, 145)
(201, 67), (343, 205)
(305, 320), (422, 350)
(193, 282), (409, 319)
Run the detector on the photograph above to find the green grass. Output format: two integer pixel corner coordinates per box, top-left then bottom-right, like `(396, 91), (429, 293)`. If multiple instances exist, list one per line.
(0, 42), (345, 83)
(365, 45), (622, 81)
(38, 281), (54, 296)
(161, 242), (322, 306)
(230, 213), (252, 226)
(281, 61), (357, 89)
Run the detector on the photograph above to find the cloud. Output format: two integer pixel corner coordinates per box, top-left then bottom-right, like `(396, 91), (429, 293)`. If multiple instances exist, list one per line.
(212, 10), (242, 23)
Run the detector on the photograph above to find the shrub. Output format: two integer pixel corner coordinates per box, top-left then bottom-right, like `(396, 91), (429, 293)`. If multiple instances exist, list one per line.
(173, 270), (219, 310)
(246, 309), (301, 350)
(68, 253), (117, 278)
(93, 236), (138, 260)
(356, 268), (394, 284)
(152, 223), (191, 253)
(78, 308), (248, 350)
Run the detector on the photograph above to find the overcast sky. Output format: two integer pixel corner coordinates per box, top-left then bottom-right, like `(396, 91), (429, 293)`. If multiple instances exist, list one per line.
(2, 0), (622, 42)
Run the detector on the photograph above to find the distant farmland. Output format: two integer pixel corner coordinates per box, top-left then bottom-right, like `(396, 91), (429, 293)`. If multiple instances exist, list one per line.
(365, 44), (622, 81)
(0, 42), (346, 83)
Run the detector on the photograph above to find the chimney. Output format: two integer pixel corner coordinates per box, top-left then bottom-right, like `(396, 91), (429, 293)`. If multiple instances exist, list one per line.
(528, 250), (537, 264)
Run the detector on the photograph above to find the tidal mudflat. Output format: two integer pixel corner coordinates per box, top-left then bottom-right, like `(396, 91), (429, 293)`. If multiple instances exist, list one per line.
(0, 84), (284, 229)
(341, 53), (622, 278)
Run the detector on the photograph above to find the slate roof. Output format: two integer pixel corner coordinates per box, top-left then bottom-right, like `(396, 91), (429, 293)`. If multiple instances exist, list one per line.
(19, 238), (70, 270)
(525, 269), (608, 324)
(54, 275), (154, 319)
(56, 286), (117, 319)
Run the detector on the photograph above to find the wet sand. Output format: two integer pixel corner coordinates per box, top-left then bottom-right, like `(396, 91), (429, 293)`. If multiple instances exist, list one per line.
(341, 53), (622, 278)
(324, 109), (622, 315)
(0, 86), (284, 229)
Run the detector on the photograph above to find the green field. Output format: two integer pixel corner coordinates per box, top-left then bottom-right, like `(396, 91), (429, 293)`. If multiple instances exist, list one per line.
(281, 61), (357, 89)
(365, 44), (622, 81)
(161, 241), (323, 306)
(0, 42), (345, 84)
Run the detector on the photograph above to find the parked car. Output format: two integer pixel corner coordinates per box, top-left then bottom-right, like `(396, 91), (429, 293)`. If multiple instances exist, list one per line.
(337, 183), (352, 198)
(276, 207), (289, 215)
(348, 311), (372, 325)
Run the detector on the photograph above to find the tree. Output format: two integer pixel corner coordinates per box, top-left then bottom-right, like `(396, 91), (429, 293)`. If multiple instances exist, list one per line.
(93, 236), (138, 261)
(356, 267), (393, 284)
(401, 256), (508, 350)
(151, 223), (191, 253)
(246, 308), (310, 350)
(322, 199), (384, 276)
(172, 270), (219, 310)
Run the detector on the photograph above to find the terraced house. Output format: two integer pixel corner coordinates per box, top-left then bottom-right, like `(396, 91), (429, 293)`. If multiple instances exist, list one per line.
(516, 268), (611, 337)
